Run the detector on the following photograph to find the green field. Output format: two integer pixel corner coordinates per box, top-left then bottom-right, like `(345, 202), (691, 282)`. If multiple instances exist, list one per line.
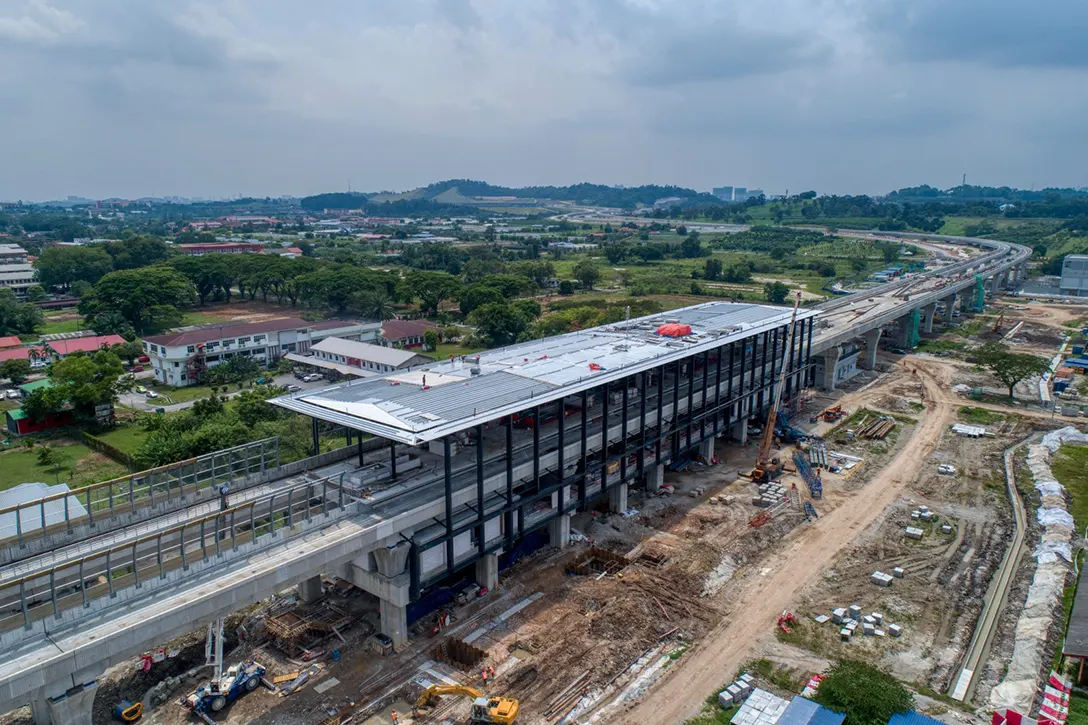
(91, 424), (150, 456)
(39, 317), (84, 335)
(0, 440), (129, 491)
(180, 311), (233, 326)
(146, 380), (235, 404)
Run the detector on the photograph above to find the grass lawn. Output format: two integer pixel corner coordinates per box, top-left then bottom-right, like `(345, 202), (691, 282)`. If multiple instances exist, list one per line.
(146, 380), (230, 404)
(38, 317), (84, 335)
(91, 424), (150, 456)
(1051, 444), (1088, 529)
(431, 343), (486, 360)
(0, 398), (19, 413)
(0, 440), (129, 491)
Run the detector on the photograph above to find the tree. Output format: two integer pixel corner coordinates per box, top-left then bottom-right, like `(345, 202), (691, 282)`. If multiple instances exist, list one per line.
(0, 288), (43, 336)
(573, 260), (601, 290)
(105, 235), (170, 270)
(423, 328), (440, 352)
(23, 349), (128, 425)
(354, 290), (396, 321)
(764, 281), (790, 304)
(975, 343), (1050, 399)
(881, 243), (900, 263)
(849, 257), (868, 274)
(111, 341), (144, 365)
(704, 258), (723, 281)
(680, 233), (706, 259)
(35, 245), (113, 290)
(459, 284), (505, 316)
(403, 270), (461, 315)
(468, 302), (531, 346)
(0, 358), (31, 385)
(204, 355), (261, 386)
(79, 267), (193, 336)
(558, 280), (575, 295)
(25, 285), (47, 302)
(815, 660), (913, 725)
(36, 445), (60, 469)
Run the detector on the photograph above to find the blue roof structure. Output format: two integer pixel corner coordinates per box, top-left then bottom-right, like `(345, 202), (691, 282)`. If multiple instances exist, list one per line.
(1063, 357), (1088, 369)
(888, 712), (945, 725)
(777, 697), (845, 725)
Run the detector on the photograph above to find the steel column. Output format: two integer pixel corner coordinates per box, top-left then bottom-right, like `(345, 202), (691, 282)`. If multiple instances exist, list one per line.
(311, 417), (320, 457)
(533, 404), (541, 491)
(601, 381), (610, 492)
(557, 398), (566, 514)
(655, 365), (665, 463)
(505, 417), (515, 548)
(476, 424), (485, 557)
(671, 361), (680, 459)
(357, 434), (364, 467)
(444, 437), (454, 577)
(389, 440), (397, 480)
(580, 389), (588, 507)
(639, 372), (648, 480)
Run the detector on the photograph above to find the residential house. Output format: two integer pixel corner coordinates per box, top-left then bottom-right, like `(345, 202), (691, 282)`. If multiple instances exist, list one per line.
(299, 337), (433, 377)
(380, 319), (438, 349)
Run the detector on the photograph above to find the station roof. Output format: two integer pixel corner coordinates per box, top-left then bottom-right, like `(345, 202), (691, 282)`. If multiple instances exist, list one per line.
(270, 301), (818, 445)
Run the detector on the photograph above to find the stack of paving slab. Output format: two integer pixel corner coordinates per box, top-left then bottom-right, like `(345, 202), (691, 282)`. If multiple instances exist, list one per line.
(829, 604), (902, 641)
(753, 482), (787, 507)
(870, 571), (895, 587)
(729, 687), (789, 725)
(904, 526), (925, 540)
(718, 673), (755, 708)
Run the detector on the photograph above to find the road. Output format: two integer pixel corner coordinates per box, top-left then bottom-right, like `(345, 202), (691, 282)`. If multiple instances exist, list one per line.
(116, 372), (328, 412)
(614, 363), (955, 725)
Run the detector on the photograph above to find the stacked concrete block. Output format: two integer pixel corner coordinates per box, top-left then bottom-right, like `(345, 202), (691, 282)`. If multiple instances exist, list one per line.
(905, 526), (924, 540)
(871, 571), (894, 587)
(872, 612), (884, 625)
(888, 624), (903, 637)
(831, 607), (847, 624)
(840, 628), (852, 641)
(848, 604), (862, 619)
(892, 567), (905, 578)
(941, 524), (953, 534)
(862, 623), (875, 635)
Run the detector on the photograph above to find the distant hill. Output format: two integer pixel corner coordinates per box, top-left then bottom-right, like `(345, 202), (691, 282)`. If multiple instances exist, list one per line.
(316, 179), (724, 212)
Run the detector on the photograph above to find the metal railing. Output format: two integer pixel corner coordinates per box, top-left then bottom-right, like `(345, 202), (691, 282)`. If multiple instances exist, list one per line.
(0, 472), (348, 634)
(0, 438), (280, 549)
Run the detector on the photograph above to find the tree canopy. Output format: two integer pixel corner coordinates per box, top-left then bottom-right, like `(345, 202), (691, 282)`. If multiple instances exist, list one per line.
(79, 266), (195, 337)
(815, 660), (914, 725)
(0, 288), (42, 336)
(975, 342), (1050, 399)
(23, 349), (129, 424)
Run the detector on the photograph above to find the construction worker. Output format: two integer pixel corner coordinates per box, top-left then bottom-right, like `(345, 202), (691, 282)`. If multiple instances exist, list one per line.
(218, 482), (230, 511)
(390, 709), (399, 724)
(482, 667), (490, 685)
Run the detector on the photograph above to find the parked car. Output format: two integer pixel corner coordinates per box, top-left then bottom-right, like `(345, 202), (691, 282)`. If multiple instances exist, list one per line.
(138, 355), (150, 363)
(135, 385), (147, 394)
(6, 389), (18, 399)
(131, 365), (145, 372)
(284, 384), (301, 393)
(302, 373), (323, 383)
(145, 391), (159, 399)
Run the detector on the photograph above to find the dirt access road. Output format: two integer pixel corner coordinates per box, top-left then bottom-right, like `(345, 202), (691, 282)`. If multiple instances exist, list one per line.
(614, 367), (955, 725)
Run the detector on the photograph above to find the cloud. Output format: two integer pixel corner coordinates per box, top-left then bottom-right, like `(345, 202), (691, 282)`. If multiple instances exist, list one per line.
(1, 0), (1087, 201)
(865, 0), (1088, 69)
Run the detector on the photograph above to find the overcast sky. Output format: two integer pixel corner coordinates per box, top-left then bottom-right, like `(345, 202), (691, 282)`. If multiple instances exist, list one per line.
(1, 0), (1085, 201)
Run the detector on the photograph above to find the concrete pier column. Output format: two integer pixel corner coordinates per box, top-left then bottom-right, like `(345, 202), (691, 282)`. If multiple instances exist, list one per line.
(698, 436), (715, 462)
(474, 553), (499, 592)
(861, 329), (882, 369)
(297, 575), (323, 603)
(647, 463), (664, 493)
(941, 294), (958, 326)
(990, 274), (1001, 294)
(373, 541), (410, 578)
(894, 315), (913, 348)
(818, 346), (842, 391)
(30, 691), (49, 725)
(548, 513), (571, 548)
(922, 303), (937, 334)
(607, 483), (628, 513)
(732, 419), (748, 445)
(379, 598), (408, 650)
(40, 682), (97, 725)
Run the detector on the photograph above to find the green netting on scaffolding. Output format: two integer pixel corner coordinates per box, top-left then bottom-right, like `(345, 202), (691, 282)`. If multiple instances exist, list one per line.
(972, 274), (986, 312)
(907, 309), (921, 348)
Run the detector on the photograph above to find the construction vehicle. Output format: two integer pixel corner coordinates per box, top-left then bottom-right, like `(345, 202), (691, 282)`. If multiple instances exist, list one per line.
(821, 405), (844, 423)
(113, 700), (143, 722)
(182, 618), (267, 724)
(749, 292), (804, 484)
(992, 311), (1004, 334)
(414, 684), (519, 724)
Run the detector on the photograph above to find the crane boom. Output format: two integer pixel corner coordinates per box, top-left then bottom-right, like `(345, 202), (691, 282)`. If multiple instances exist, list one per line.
(756, 292), (803, 468)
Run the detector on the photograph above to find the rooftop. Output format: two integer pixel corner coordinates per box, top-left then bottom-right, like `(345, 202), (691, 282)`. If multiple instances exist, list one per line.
(143, 318), (375, 348)
(381, 319), (437, 341)
(312, 337), (432, 367)
(272, 301), (816, 445)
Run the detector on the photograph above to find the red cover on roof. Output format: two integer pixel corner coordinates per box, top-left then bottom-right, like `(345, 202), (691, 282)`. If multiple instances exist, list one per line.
(656, 323), (692, 338)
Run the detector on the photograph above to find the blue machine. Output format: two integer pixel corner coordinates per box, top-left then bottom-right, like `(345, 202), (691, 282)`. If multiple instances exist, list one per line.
(183, 619), (266, 724)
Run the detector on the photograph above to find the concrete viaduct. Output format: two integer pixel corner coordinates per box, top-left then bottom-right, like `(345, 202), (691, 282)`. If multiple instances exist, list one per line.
(0, 233), (1029, 724)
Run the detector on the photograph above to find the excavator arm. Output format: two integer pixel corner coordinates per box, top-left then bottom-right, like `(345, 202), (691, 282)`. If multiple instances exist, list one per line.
(415, 684), (484, 712)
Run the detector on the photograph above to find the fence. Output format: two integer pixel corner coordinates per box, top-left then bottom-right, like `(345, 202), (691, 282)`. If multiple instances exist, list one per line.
(0, 473), (351, 635)
(80, 430), (136, 469)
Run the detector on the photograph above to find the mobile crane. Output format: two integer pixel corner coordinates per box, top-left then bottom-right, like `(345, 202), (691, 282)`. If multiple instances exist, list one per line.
(181, 618), (267, 724)
(748, 292), (804, 484)
(415, 684), (519, 724)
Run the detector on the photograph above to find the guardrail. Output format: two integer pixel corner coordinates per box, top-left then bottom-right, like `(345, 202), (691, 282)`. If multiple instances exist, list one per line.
(0, 473), (350, 636)
(0, 438), (280, 551)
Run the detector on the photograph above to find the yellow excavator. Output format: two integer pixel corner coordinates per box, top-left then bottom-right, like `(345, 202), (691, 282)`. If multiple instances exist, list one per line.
(749, 292), (804, 484)
(415, 684), (519, 724)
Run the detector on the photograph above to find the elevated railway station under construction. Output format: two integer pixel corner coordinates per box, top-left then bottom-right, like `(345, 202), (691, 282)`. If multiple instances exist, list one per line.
(269, 301), (819, 643)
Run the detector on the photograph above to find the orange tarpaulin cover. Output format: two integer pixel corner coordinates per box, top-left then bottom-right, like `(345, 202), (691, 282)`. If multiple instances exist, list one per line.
(656, 323), (692, 337)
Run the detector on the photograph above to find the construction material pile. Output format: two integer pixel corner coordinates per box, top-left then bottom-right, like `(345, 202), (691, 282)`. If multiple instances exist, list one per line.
(852, 415), (896, 440)
(989, 428), (1081, 713)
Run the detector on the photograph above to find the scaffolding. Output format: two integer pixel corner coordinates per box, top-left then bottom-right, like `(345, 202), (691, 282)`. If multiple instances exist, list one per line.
(972, 274), (986, 313)
(793, 450), (823, 500)
(907, 309), (921, 348)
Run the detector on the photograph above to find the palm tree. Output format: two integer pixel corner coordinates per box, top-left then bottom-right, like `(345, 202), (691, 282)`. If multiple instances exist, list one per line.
(355, 291), (396, 321)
